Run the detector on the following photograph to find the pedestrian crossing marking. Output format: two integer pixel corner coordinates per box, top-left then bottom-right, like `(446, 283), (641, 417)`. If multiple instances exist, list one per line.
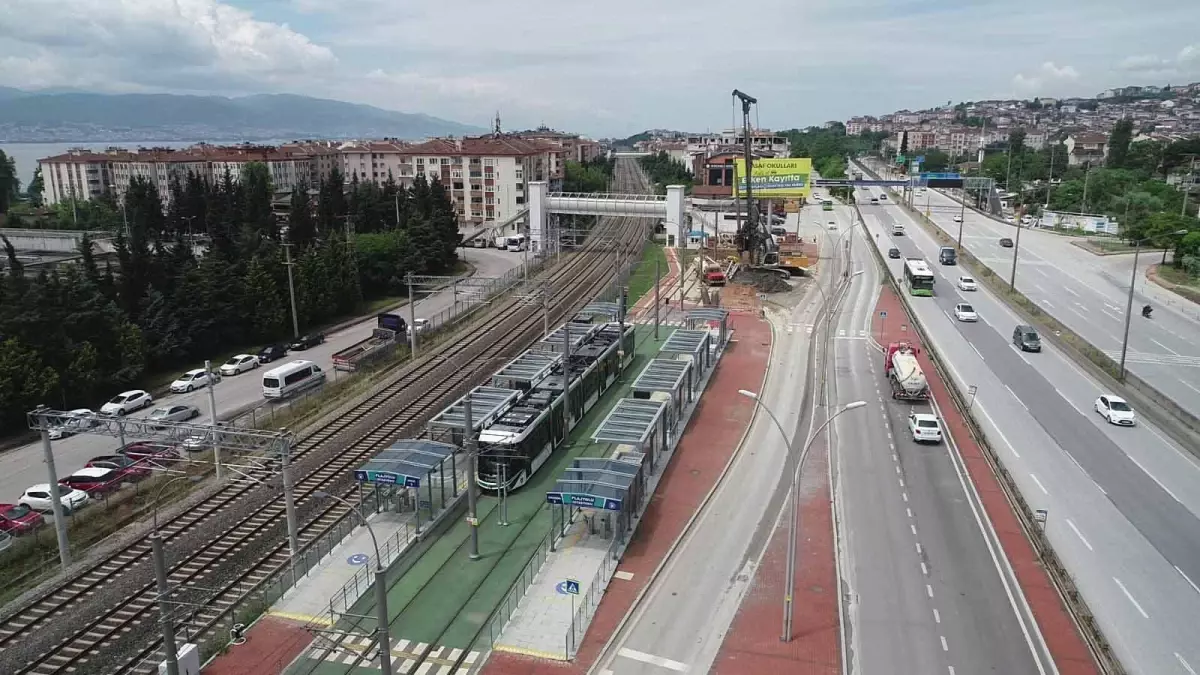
(309, 636), (479, 674)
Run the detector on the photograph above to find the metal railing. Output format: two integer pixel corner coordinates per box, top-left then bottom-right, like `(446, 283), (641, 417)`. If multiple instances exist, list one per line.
(565, 525), (623, 657)
(469, 528), (555, 653)
(326, 518), (416, 622)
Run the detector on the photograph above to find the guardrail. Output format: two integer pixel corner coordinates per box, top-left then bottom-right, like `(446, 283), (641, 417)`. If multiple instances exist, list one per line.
(469, 527), (555, 653)
(565, 527), (621, 658)
(851, 175), (1124, 674)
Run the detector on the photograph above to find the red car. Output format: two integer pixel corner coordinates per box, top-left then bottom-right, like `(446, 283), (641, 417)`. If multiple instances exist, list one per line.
(118, 442), (181, 463)
(0, 503), (45, 535)
(87, 455), (152, 480)
(59, 467), (124, 499)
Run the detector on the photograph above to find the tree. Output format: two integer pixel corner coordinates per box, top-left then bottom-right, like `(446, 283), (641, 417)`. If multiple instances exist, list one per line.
(1108, 119), (1134, 169)
(0, 150), (18, 214)
(288, 181), (317, 248)
(899, 132), (909, 156)
(240, 256), (287, 341)
(27, 166), (44, 206)
(0, 338), (60, 428)
(919, 149), (951, 173)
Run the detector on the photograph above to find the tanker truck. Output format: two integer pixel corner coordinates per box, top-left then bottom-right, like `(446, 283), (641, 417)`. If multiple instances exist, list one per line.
(884, 342), (929, 400)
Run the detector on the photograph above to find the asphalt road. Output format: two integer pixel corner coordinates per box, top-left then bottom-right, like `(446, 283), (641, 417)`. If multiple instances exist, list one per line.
(865, 159), (1200, 418)
(832, 217), (1045, 675)
(857, 185), (1200, 675)
(0, 247), (521, 505)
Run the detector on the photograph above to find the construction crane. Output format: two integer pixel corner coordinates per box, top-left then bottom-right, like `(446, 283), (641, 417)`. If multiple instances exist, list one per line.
(731, 89), (779, 268)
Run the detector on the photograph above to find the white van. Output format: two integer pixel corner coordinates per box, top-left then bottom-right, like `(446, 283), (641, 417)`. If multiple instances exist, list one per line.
(262, 360), (326, 399)
(892, 223), (906, 236)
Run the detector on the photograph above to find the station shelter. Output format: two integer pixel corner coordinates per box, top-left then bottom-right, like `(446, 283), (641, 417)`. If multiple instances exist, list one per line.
(352, 439), (459, 532)
(685, 308), (730, 348)
(629, 358), (693, 437)
(660, 329), (713, 378)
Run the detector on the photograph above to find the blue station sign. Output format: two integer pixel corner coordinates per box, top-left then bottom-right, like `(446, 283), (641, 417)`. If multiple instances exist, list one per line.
(546, 492), (623, 511)
(354, 469), (422, 488)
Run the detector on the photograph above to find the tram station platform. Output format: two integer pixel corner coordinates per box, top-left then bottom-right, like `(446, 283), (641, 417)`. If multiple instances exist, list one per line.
(284, 323), (675, 675)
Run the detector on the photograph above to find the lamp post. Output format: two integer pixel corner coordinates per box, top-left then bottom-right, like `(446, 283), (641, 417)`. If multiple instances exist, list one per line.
(737, 391), (866, 641)
(314, 491), (393, 675)
(1118, 230), (1189, 381)
(150, 475), (200, 675)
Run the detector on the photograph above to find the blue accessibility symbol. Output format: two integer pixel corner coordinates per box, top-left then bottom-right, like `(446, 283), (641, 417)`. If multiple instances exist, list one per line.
(347, 553), (369, 566)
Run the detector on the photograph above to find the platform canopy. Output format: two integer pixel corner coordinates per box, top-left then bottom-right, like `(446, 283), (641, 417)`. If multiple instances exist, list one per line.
(353, 439), (457, 488)
(592, 398), (666, 446)
(538, 321), (595, 354)
(546, 455), (643, 512)
(580, 301), (620, 319)
(429, 385), (520, 432)
(661, 329), (710, 358)
(631, 359), (691, 397)
(686, 308), (728, 325)
(491, 351), (559, 387)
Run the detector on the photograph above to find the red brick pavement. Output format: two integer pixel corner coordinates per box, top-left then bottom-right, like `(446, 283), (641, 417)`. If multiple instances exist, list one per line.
(204, 615), (312, 675)
(711, 417), (840, 674)
(871, 284), (1098, 675)
(480, 312), (773, 675)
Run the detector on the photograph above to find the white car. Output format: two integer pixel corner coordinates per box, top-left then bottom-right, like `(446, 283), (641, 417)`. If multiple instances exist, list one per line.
(827, 220), (838, 230)
(953, 215), (963, 223)
(48, 408), (99, 440)
(908, 413), (943, 444)
(953, 303), (978, 322)
(408, 318), (432, 337)
(101, 390), (154, 416)
(19, 484), (90, 514)
(1095, 395), (1136, 426)
(170, 368), (217, 393)
(957, 276), (977, 292)
(220, 354), (260, 376)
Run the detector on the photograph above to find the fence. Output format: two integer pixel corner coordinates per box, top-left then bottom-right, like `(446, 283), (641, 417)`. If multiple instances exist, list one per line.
(565, 526), (622, 657)
(468, 529), (555, 655)
(325, 517), (416, 622)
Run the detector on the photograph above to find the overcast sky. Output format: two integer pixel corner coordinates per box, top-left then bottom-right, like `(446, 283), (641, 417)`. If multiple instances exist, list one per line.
(1, 0), (1199, 137)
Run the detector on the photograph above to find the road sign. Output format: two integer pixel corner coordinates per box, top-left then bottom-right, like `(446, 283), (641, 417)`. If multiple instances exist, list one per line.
(546, 491), (623, 511)
(354, 469), (421, 488)
(879, 310), (887, 318)
(466, 516), (479, 526)
(565, 579), (580, 595)
(347, 553), (369, 566)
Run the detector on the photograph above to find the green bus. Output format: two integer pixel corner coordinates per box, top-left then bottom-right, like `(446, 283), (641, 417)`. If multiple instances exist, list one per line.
(821, 200), (834, 211)
(903, 258), (935, 296)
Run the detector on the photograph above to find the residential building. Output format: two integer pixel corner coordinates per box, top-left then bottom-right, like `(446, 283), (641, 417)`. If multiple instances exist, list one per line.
(339, 140), (413, 185)
(685, 129), (790, 159)
(1065, 132), (1109, 166)
(40, 149), (119, 207)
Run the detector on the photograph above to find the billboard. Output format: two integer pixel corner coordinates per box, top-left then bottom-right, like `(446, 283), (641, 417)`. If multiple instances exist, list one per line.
(733, 158), (813, 199)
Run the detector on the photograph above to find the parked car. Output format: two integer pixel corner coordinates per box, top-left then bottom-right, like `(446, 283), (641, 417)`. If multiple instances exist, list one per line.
(908, 413), (943, 444)
(220, 354), (260, 376)
(119, 442), (181, 463)
(147, 405), (201, 430)
(1095, 395), (1136, 427)
(48, 408), (99, 440)
(19, 484), (89, 514)
(0, 503), (45, 535)
(179, 433), (213, 453)
(887, 247), (901, 259)
(86, 455), (152, 480)
(953, 303), (978, 322)
(59, 467), (123, 499)
(957, 276), (977, 291)
(289, 334), (325, 351)
(100, 390), (154, 416)
(999, 237), (1014, 248)
(408, 319), (432, 338)
(170, 368), (218, 394)
(257, 344), (288, 364)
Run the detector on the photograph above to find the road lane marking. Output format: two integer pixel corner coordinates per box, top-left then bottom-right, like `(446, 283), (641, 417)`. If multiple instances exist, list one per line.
(1176, 566), (1200, 596)
(921, 562), (928, 576)
(899, 478), (905, 488)
(1113, 578), (1149, 618)
(906, 507), (913, 518)
(1030, 474), (1049, 495)
(948, 667), (957, 675)
(975, 405), (1019, 458)
(933, 608), (940, 623)
(1182, 380), (1200, 396)
(1041, 299), (1054, 309)
(916, 542), (922, 554)
(1003, 384), (1027, 410)
(1177, 653), (1197, 675)
(1128, 455), (1182, 503)
(1151, 338), (1181, 356)
(1065, 519), (1093, 551)
(616, 648), (688, 672)
(902, 491), (908, 502)
(911, 524), (918, 535)
(940, 635), (949, 651)
(1063, 286), (1080, 297)
(1101, 308), (1122, 322)
(926, 584), (934, 598)
(969, 343), (985, 361)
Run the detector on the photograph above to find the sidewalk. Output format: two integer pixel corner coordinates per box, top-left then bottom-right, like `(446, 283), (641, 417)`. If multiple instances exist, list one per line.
(479, 311), (772, 675)
(871, 284), (1098, 675)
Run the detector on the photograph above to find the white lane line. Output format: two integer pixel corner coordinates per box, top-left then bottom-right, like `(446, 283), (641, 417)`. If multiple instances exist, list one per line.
(1041, 298), (1055, 309)
(916, 542), (922, 555)
(932, 608), (941, 623)
(911, 524), (918, 535)
(1063, 285), (1080, 297)
(975, 405), (1020, 458)
(1176, 565), (1200, 596)
(906, 507), (913, 518)
(948, 667), (957, 675)
(1065, 519), (1093, 551)
(896, 465), (901, 475)
(1177, 652), (1198, 675)
(1030, 473), (1049, 495)
(926, 584), (934, 598)
(940, 635), (949, 652)
(1128, 455), (1182, 503)
(902, 492), (909, 502)
(1101, 308), (1122, 322)
(1182, 380), (1200, 396)
(1003, 384), (1028, 410)
(1150, 338), (1180, 356)
(616, 648), (689, 672)
(1113, 577), (1150, 618)
(921, 562), (929, 576)
(968, 342), (985, 361)
(899, 478), (905, 488)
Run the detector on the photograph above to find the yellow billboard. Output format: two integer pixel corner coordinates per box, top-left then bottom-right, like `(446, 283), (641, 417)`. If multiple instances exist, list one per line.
(733, 158), (813, 199)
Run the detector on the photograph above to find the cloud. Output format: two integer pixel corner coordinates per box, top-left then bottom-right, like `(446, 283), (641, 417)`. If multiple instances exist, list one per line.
(1012, 62), (1081, 94)
(1116, 42), (1200, 79)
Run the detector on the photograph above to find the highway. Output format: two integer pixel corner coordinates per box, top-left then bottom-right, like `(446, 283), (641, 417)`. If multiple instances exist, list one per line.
(0, 247), (521, 505)
(856, 182), (1200, 675)
(830, 214), (1046, 675)
(878, 161), (1200, 418)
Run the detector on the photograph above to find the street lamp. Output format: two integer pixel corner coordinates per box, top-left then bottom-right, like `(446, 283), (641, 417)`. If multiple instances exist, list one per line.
(1118, 229), (1189, 380)
(737, 391), (866, 642)
(149, 474), (201, 675)
(314, 491), (394, 675)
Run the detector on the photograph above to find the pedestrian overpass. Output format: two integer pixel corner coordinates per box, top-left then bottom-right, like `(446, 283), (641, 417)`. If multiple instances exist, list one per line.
(527, 181), (688, 252)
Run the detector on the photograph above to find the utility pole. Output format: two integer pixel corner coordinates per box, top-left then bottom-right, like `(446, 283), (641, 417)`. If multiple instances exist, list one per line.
(406, 272), (418, 358)
(152, 533), (180, 675)
(1082, 162), (1092, 214)
(36, 407), (71, 569)
(733, 89), (759, 264)
(1045, 144), (1056, 209)
(345, 215), (360, 301)
(279, 431), (301, 581)
(282, 241), (300, 339)
(205, 359), (222, 481)
(654, 258), (661, 340)
(464, 394), (480, 560)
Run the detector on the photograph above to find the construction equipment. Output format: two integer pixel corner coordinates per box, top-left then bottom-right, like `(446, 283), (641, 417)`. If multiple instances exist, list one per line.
(884, 342), (929, 400)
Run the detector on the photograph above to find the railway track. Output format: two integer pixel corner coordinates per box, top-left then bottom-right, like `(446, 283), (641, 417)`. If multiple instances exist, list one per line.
(0, 159), (652, 675)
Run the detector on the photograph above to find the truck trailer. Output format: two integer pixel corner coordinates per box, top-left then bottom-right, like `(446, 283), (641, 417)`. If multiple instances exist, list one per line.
(884, 342), (929, 400)
(332, 313), (406, 372)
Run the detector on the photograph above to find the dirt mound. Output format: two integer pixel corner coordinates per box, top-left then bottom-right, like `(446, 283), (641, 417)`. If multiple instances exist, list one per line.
(732, 268), (792, 293)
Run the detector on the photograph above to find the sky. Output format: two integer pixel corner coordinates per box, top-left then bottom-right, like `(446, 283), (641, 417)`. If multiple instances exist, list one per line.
(1, 0), (1200, 138)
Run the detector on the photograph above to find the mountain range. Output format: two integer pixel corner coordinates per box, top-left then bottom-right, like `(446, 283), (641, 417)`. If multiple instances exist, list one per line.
(0, 89), (485, 142)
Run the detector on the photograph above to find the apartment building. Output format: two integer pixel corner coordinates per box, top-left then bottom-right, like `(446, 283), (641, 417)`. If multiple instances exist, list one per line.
(685, 129), (790, 159)
(340, 140), (414, 184)
(41, 150), (120, 206)
(1065, 132), (1109, 166)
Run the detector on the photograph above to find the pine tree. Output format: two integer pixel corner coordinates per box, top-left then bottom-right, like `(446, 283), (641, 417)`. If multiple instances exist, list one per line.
(240, 256), (286, 340)
(288, 180), (317, 248)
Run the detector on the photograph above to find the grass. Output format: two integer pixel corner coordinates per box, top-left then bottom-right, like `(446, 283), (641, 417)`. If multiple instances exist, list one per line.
(1154, 264), (1200, 305)
(627, 242), (668, 305)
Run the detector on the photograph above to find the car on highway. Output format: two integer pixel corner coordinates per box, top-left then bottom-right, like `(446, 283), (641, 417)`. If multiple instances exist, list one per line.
(870, 197), (879, 204)
(0, 503), (45, 535)
(999, 237), (1014, 247)
(48, 408), (100, 440)
(220, 354), (260, 376)
(1095, 395), (1137, 427)
(908, 413), (943, 444)
(957, 276), (977, 291)
(289, 333), (325, 351)
(19, 484), (89, 514)
(1012, 325), (1042, 352)
(888, 247), (901, 259)
(953, 303), (978, 322)
(879, 193), (887, 200)
(170, 368), (218, 393)
(953, 214), (963, 223)
(59, 467), (123, 499)
(257, 344), (288, 364)
(86, 455), (152, 480)
(827, 220), (837, 230)
(147, 404), (201, 428)
(100, 390), (154, 416)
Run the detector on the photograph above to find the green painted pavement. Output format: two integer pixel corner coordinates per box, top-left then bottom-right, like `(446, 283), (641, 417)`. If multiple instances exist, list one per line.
(289, 325), (665, 675)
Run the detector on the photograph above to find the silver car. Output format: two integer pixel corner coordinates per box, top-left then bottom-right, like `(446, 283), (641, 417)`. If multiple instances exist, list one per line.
(48, 408), (99, 440)
(148, 405), (201, 428)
